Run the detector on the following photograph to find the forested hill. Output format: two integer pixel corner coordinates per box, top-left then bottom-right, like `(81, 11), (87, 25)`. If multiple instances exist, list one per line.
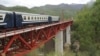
(0, 4), (85, 18)
(72, 0), (100, 51)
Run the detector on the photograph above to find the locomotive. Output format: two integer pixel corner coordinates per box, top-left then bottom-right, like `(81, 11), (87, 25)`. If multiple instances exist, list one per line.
(0, 10), (60, 28)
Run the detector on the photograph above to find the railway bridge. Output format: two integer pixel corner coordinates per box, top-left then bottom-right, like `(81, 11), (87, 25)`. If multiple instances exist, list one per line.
(0, 20), (73, 56)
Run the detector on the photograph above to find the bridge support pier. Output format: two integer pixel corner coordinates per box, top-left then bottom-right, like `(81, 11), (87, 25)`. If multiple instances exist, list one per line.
(64, 25), (71, 50)
(55, 25), (71, 56)
(55, 31), (63, 56)
(66, 25), (71, 45)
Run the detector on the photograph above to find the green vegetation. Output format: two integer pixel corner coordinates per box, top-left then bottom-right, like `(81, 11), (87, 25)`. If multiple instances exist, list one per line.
(45, 50), (100, 56)
(64, 50), (100, 56)
(72, 0), (100, 52)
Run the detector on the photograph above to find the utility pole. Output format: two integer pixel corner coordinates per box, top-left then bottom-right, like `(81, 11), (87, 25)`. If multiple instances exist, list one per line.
(61, 9), (64, 21)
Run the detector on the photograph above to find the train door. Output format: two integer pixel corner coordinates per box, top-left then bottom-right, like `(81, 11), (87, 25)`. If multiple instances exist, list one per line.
(13, 12), (23, 28)
(48, 16), (52, 23)
(4, 13), (14, 28)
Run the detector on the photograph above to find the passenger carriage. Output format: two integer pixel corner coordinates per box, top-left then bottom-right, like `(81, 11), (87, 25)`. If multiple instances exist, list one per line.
(0, 10), (60, 29)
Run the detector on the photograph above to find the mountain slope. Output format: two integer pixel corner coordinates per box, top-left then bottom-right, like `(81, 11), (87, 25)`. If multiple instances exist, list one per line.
(0, 4), (85, 18)
(31, 4), (84, 18)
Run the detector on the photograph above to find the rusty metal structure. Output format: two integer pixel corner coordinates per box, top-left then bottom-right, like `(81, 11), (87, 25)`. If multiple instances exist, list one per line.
(0, 20), (72, 56)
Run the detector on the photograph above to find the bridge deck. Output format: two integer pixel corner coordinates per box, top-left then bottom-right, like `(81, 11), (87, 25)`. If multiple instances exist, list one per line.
(0, 21), (69, 38)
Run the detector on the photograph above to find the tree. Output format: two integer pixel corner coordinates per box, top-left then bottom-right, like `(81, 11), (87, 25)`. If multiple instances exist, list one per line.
(72, 0), (100, 51)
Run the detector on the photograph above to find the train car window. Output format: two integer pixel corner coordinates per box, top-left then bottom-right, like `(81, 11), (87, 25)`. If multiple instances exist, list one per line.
(31, 17), (33, 20)
(0, 15), (2, 17)
(0, 15), (3, 20)
(42, 17), (43, 20)
(0, 18), (3, 20)
(38, 17), (39, 20)
(34, 17), (36, 20)
(40, 17), (41, 20)
(41, 17), (42, 20)
(37, 17), (39, 20)
(44, 17), (45, 20)
(24, 16), (26, 20)
(28, 16), (30, 20)
(43, 17), (44, 20)
(45, 17), (46, 20)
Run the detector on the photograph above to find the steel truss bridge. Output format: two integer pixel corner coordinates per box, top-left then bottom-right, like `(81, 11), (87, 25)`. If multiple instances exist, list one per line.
(0, 20), (72, 56)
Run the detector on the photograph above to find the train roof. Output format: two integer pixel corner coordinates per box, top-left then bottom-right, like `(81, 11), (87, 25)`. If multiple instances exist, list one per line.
(0, 10), (59, 17)
(0, 10), (13, 14)
(0, 10), (37, 14)
(15, 12), (40, 15)
(0, 10), (40, 15)
(15, 12), (51, 16)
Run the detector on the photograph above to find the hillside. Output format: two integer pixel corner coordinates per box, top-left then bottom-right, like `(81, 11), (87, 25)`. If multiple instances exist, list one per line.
(31, 4), (84, 18)
(72, 0), (100, 51)
(0, 4), (85, 18)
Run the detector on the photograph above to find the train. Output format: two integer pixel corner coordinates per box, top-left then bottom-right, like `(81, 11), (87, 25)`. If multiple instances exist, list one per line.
(0, 10), (60, 29)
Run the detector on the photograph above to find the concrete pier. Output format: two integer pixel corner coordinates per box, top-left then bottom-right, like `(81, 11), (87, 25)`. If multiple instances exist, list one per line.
(44, 25), (71, 56)
(64, 25), (71, 50)
(55, 31), (63, 56)
(66, 25), (71, 45)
